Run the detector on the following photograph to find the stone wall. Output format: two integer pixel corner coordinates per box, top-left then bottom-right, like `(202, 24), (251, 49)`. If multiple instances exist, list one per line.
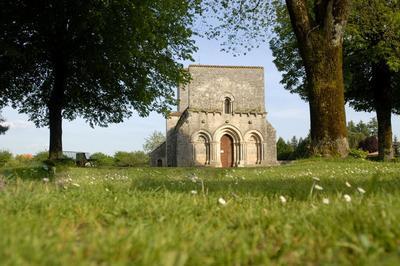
(153, 64), (277, 167)
(149, 142), (166, 167)
(178, 65), (265, 113)
(173, 110), (277, 167)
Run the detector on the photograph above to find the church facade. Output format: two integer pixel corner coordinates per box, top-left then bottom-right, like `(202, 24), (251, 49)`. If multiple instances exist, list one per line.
(150, 65), (277, 167)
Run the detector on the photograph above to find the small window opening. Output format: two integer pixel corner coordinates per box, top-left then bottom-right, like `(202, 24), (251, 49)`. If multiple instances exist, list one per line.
(224, 97), (232, 114)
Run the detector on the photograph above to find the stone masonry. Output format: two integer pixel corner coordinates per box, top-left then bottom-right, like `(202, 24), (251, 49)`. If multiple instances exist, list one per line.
(150, 64), (277, 167)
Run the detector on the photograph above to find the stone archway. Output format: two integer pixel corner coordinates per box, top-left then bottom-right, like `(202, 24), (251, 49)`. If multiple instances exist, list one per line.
(220, 134), (234, 167)
(244, 130), (264, 165)
(191, 130), (212, 166)
(212, 125), (243, 167)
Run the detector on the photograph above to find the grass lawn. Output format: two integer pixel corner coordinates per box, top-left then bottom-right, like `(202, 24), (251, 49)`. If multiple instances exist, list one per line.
(0, 158), (399, 265)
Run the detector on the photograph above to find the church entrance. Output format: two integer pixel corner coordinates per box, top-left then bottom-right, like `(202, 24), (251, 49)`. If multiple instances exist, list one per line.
(220, 134), (234, 167)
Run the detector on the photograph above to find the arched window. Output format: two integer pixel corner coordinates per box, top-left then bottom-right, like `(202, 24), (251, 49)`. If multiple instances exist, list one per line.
(224, 97), (232, 114)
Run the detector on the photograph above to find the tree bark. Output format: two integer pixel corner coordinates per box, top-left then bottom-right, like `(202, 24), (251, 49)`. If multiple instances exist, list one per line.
(285, 0), (350, 156)
(373, 61), (393, 161)
(48, 55), (66, 161)
(306, 38), (348, 156)
(48, 0), (67, 161)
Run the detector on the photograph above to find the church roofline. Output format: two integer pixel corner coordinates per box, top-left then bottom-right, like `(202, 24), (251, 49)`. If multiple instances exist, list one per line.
(188, 64), (263, 69)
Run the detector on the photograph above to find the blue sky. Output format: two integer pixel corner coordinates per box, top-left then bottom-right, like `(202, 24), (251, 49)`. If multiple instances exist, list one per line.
(1, 37), (399, 155)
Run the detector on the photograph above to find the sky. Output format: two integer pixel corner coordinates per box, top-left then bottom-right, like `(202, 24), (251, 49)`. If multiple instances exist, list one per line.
(1, 36), (399, 155)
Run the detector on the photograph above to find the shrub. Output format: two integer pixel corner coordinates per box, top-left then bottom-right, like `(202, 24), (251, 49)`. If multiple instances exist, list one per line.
(33, 151), (49, 162)
(90, 152), (114, 167)
(114, 151), (149, 167)
(44, 158), (76, 172)
(276, 138), (293, 160)
(0, 150), (12, 167)
(7, 154), (35, 167)
(358, 136), (378, 153)
(348, 149), (369, 159)
(291, 137), (311, 159)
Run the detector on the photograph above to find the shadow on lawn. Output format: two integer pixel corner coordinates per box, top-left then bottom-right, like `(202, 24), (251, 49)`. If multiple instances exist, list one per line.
(0, 166), (52, 180)
(132, 175), (400, 200)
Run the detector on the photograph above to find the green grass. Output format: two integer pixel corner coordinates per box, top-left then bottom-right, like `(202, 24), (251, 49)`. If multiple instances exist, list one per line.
(1, 159), (399, 265)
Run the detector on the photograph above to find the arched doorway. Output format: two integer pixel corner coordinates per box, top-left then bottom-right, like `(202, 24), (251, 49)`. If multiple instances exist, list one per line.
(220, 134), (234, 167)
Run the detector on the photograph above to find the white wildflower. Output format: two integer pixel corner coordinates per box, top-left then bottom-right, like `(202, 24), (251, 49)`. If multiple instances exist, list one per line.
(279, 195), (287, 204)
(42, 178), (50, 183)
(218, 197), (227, 206)
(188, 174), (199, 183)
(190, 190), (197, 195)
(322, 198), (330, 205)
(345, 181), (352, 188)
(105, 188), (110, 192)
(314, 184), (324, 190)
(357, 187), (366, 194)
(72, 183), (80, 187)
(312, 177), (320, 181)
(344, 194), (351, 202)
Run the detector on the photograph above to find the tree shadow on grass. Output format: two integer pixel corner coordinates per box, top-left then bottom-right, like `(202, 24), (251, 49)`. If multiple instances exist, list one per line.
(0, 166), (52, 180)
(131, 175), (400, 201)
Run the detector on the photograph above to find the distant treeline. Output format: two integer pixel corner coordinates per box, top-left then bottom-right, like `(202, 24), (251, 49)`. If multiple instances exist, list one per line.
(0, 150), (149, 168)
(277, 118), (399, 160)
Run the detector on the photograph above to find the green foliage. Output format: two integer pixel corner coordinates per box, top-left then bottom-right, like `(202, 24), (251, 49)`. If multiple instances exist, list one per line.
(1, 166), (52, 180)
(0, 0), (199, 156)
(277, 135), (311, 160)
(348, 149), (369, 159)
(114, 151), (149, 167)
(291, 136), (311, 159)
(269, 0), (400, 113)
(347, 118), (378, 149)
(0, 112), (8, 135)
(90, 153), (114, 167)
(359, 136), (379, 153)
(345, 0), (400, 114)
(143, 131), (166, 154)
(14, 154), (33, 165)
(276, 137), (293, 160)
(0, 150), (12, 167)
(33, 151), (49, 162)
(200, 0), (274, 56)
(269, 0), (308, 100)
(1, 160), (400, 264)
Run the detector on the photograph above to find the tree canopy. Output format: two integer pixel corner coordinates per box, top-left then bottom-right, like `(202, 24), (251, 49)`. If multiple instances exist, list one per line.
(203, 0), (351, 156)
(270, 0), (400, 160)
(344, 0), (400, 159)
(143, 130), (166, 154)
(0, 112), (8, 135)
(0, 0), (198, 159)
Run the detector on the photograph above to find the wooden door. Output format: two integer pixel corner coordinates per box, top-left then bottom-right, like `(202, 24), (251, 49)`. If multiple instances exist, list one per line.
(220, 134), (233, 167)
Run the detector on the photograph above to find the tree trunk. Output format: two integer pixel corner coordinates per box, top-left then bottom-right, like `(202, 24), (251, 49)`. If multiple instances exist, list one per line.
(306, 38), (348, 156)
(48, 56), (66, 161)
(373, 61), (393, 161)
(285, 0), (350, 157)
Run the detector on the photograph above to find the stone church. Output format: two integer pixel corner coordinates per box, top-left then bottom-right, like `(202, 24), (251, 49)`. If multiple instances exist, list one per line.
(150, 65), (277, 167)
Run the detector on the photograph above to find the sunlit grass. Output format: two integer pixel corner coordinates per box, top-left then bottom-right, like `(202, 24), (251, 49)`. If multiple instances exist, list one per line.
(1, 158), (399, 265)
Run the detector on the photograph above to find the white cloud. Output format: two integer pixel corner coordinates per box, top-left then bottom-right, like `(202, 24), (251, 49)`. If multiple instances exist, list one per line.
(1, 119), (34, 129)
